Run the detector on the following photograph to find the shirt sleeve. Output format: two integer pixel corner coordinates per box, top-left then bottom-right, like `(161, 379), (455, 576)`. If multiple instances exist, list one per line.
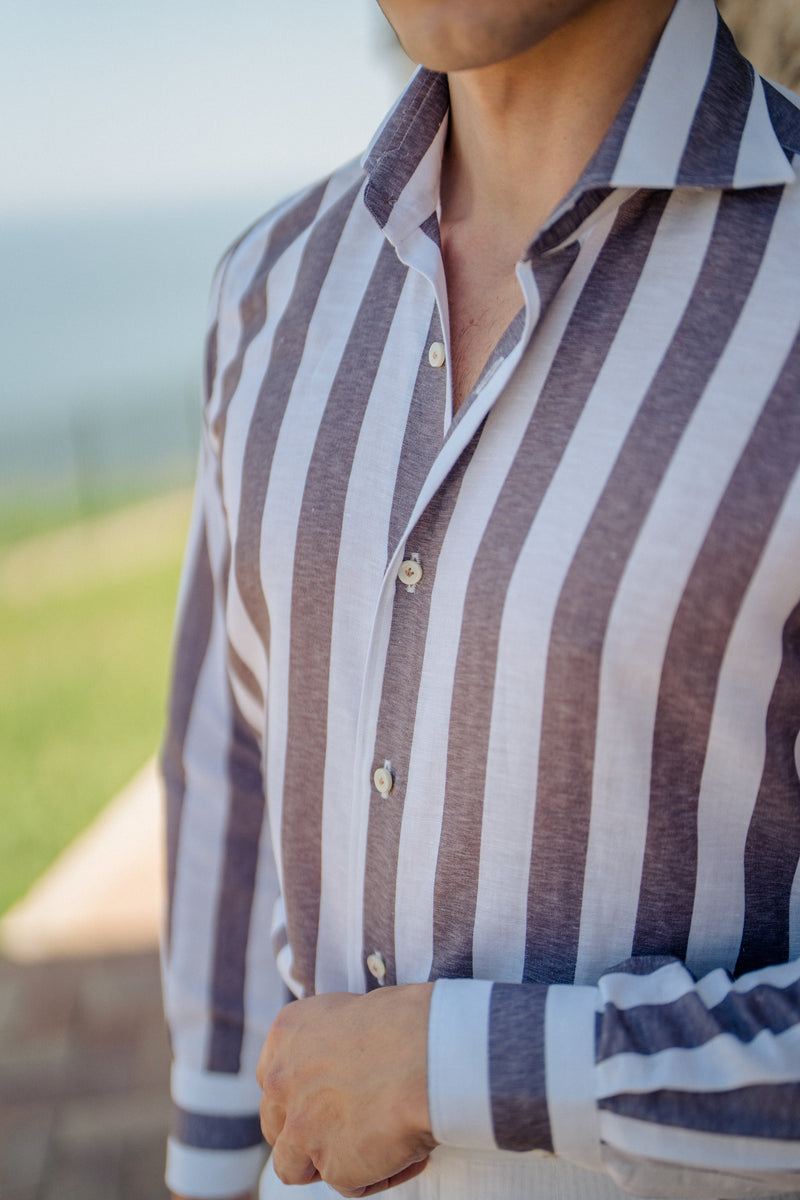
(159, 253), (284, 1199)
(428, 955), (800, 1196)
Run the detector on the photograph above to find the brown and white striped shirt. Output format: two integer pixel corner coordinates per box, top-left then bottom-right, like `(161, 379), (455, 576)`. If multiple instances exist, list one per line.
(162, 1), (800, 1195)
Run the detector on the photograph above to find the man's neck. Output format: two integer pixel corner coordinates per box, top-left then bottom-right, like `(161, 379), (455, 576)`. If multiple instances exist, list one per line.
(441, 0), (677, 245)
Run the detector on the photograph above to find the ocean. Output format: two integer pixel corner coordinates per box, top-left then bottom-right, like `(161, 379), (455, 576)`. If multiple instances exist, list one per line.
(0, 192), (284, 506)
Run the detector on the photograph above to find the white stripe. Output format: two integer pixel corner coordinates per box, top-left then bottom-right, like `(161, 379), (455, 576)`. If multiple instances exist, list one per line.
(546, 984), (603, 1168)
(792, 827), (800, 960)
(171, 1063), (263, 1114)
(599, 960), (697, 1009)
(599, 958), (800, 1020)
(734, 74), (796, 188)
(597, 1022), (800, 1097)
(427, 979), (496, 1149)
(386, 114), (448, 244)
(228, 645), (264, 734)
(611, 0), (718, 186)
(166, 1138), (267, 1199)
(575, 187), (721, 984)
(726, 958), (800, 994)
(242, 840), (288, 1075)
(602, 957), (800, 1014)
(315, 272), (431, 994)
(600, 1111), (800, 1173)
(276, 940), (305, 1000)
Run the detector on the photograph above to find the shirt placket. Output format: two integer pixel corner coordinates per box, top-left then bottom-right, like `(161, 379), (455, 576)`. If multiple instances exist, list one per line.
(345, 246), (546, 993)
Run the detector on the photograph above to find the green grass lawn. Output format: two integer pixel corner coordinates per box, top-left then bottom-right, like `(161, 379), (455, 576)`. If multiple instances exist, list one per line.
(0, 491), (193, 914)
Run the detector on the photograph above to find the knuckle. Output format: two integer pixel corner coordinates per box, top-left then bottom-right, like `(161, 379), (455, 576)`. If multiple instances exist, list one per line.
(271, 1152), (293, 1185)
(260, 1062), (287, 1101)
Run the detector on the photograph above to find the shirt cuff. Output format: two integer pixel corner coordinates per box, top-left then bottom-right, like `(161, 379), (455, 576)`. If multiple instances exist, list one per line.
(166, 1064), (267, 1197)
(427, 977), (601, 1167)
(166, 1140), (267, 1198)
(427, 978), (496, 1148)
(544, 983), (603, 1170)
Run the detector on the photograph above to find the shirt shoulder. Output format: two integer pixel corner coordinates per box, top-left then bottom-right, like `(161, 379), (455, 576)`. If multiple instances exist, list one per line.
(213, 157), (368, 314)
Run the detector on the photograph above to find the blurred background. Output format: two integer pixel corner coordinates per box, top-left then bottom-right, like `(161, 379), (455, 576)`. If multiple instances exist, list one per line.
(0, 2), (798, 1198)
(0, 2), (409, 1197)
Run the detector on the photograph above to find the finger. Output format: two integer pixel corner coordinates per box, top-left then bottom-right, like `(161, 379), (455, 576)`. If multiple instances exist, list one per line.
(386, 1157), (430, 1189)
(258, 1095), (285, 1147)
(340, 1155), (431, 1198)
(271, 1133), (321, 1187)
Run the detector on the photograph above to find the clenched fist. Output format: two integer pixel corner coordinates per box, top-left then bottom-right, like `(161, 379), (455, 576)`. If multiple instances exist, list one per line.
(257, 984), (437, 1196)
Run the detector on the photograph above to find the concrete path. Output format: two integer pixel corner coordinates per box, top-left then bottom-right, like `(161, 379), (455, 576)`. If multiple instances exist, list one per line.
(0, 762), (170, 1200)
(0, 759), (163, 962)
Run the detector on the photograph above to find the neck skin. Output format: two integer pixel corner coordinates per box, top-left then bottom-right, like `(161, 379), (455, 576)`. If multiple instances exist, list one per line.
(441, 0), (676, 246)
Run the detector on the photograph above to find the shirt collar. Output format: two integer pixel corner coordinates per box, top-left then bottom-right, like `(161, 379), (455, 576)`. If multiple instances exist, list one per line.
(362, 0), (796, 247)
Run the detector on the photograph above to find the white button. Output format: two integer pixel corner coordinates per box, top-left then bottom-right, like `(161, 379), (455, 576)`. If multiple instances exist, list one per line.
(398, 558), (423, 588)
(428, 341), (446, 368)
(373, 765), (394, 796)
(366, 951), (387, 984)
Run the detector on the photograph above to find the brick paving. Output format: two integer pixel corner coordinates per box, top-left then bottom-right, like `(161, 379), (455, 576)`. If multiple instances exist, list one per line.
(0, 949), (171, 1200)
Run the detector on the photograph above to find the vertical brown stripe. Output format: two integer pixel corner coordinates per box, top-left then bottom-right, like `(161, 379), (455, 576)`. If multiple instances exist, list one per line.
(677, 17), (752, 185)
(234, 182), (362, 656)
(429, 193), (668, 982)
(763, 82), (800, 160)
(636, 332), (800, 960)
(489, 983), (552, 1152)
(207, 674), (268, 1071)
(213, 182), (328, 445)
(737, 598), (800, 975)
(363, 70), (449, 229)
(281, 241), (409, 996)
(527, 187), (781, 983)
(205, 313), (220, 411)
(386, 305), (446, 557)
(161, 517), (215, 951)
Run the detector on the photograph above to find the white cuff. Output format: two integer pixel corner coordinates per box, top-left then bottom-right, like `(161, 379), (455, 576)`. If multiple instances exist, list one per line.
(544, 983), (602, 1169)
(427, 978), (496, 1149)
(171, 1063), (264, 1115)
(166, 1139), (267, 1198)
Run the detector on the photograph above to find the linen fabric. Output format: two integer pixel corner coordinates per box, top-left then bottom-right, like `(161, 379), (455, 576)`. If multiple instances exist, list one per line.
(161, 0), (800, 1195)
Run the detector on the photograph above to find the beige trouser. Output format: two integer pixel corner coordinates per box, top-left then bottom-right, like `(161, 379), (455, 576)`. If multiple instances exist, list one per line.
(259, 1145), (635, 1200)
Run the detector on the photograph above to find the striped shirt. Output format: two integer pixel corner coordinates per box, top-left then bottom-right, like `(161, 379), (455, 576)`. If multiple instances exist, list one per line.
(161, 1), (800, 1196)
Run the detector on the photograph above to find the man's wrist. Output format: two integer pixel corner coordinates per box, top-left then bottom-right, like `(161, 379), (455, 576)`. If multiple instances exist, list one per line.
(362, 981), (434, 1143)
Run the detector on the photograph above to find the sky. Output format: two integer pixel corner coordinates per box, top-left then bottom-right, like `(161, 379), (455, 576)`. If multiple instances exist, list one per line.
(3, 0), (411, 220)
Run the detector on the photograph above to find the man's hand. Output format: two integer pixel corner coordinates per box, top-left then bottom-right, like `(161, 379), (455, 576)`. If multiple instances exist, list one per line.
(256, 984), (437, 1197)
